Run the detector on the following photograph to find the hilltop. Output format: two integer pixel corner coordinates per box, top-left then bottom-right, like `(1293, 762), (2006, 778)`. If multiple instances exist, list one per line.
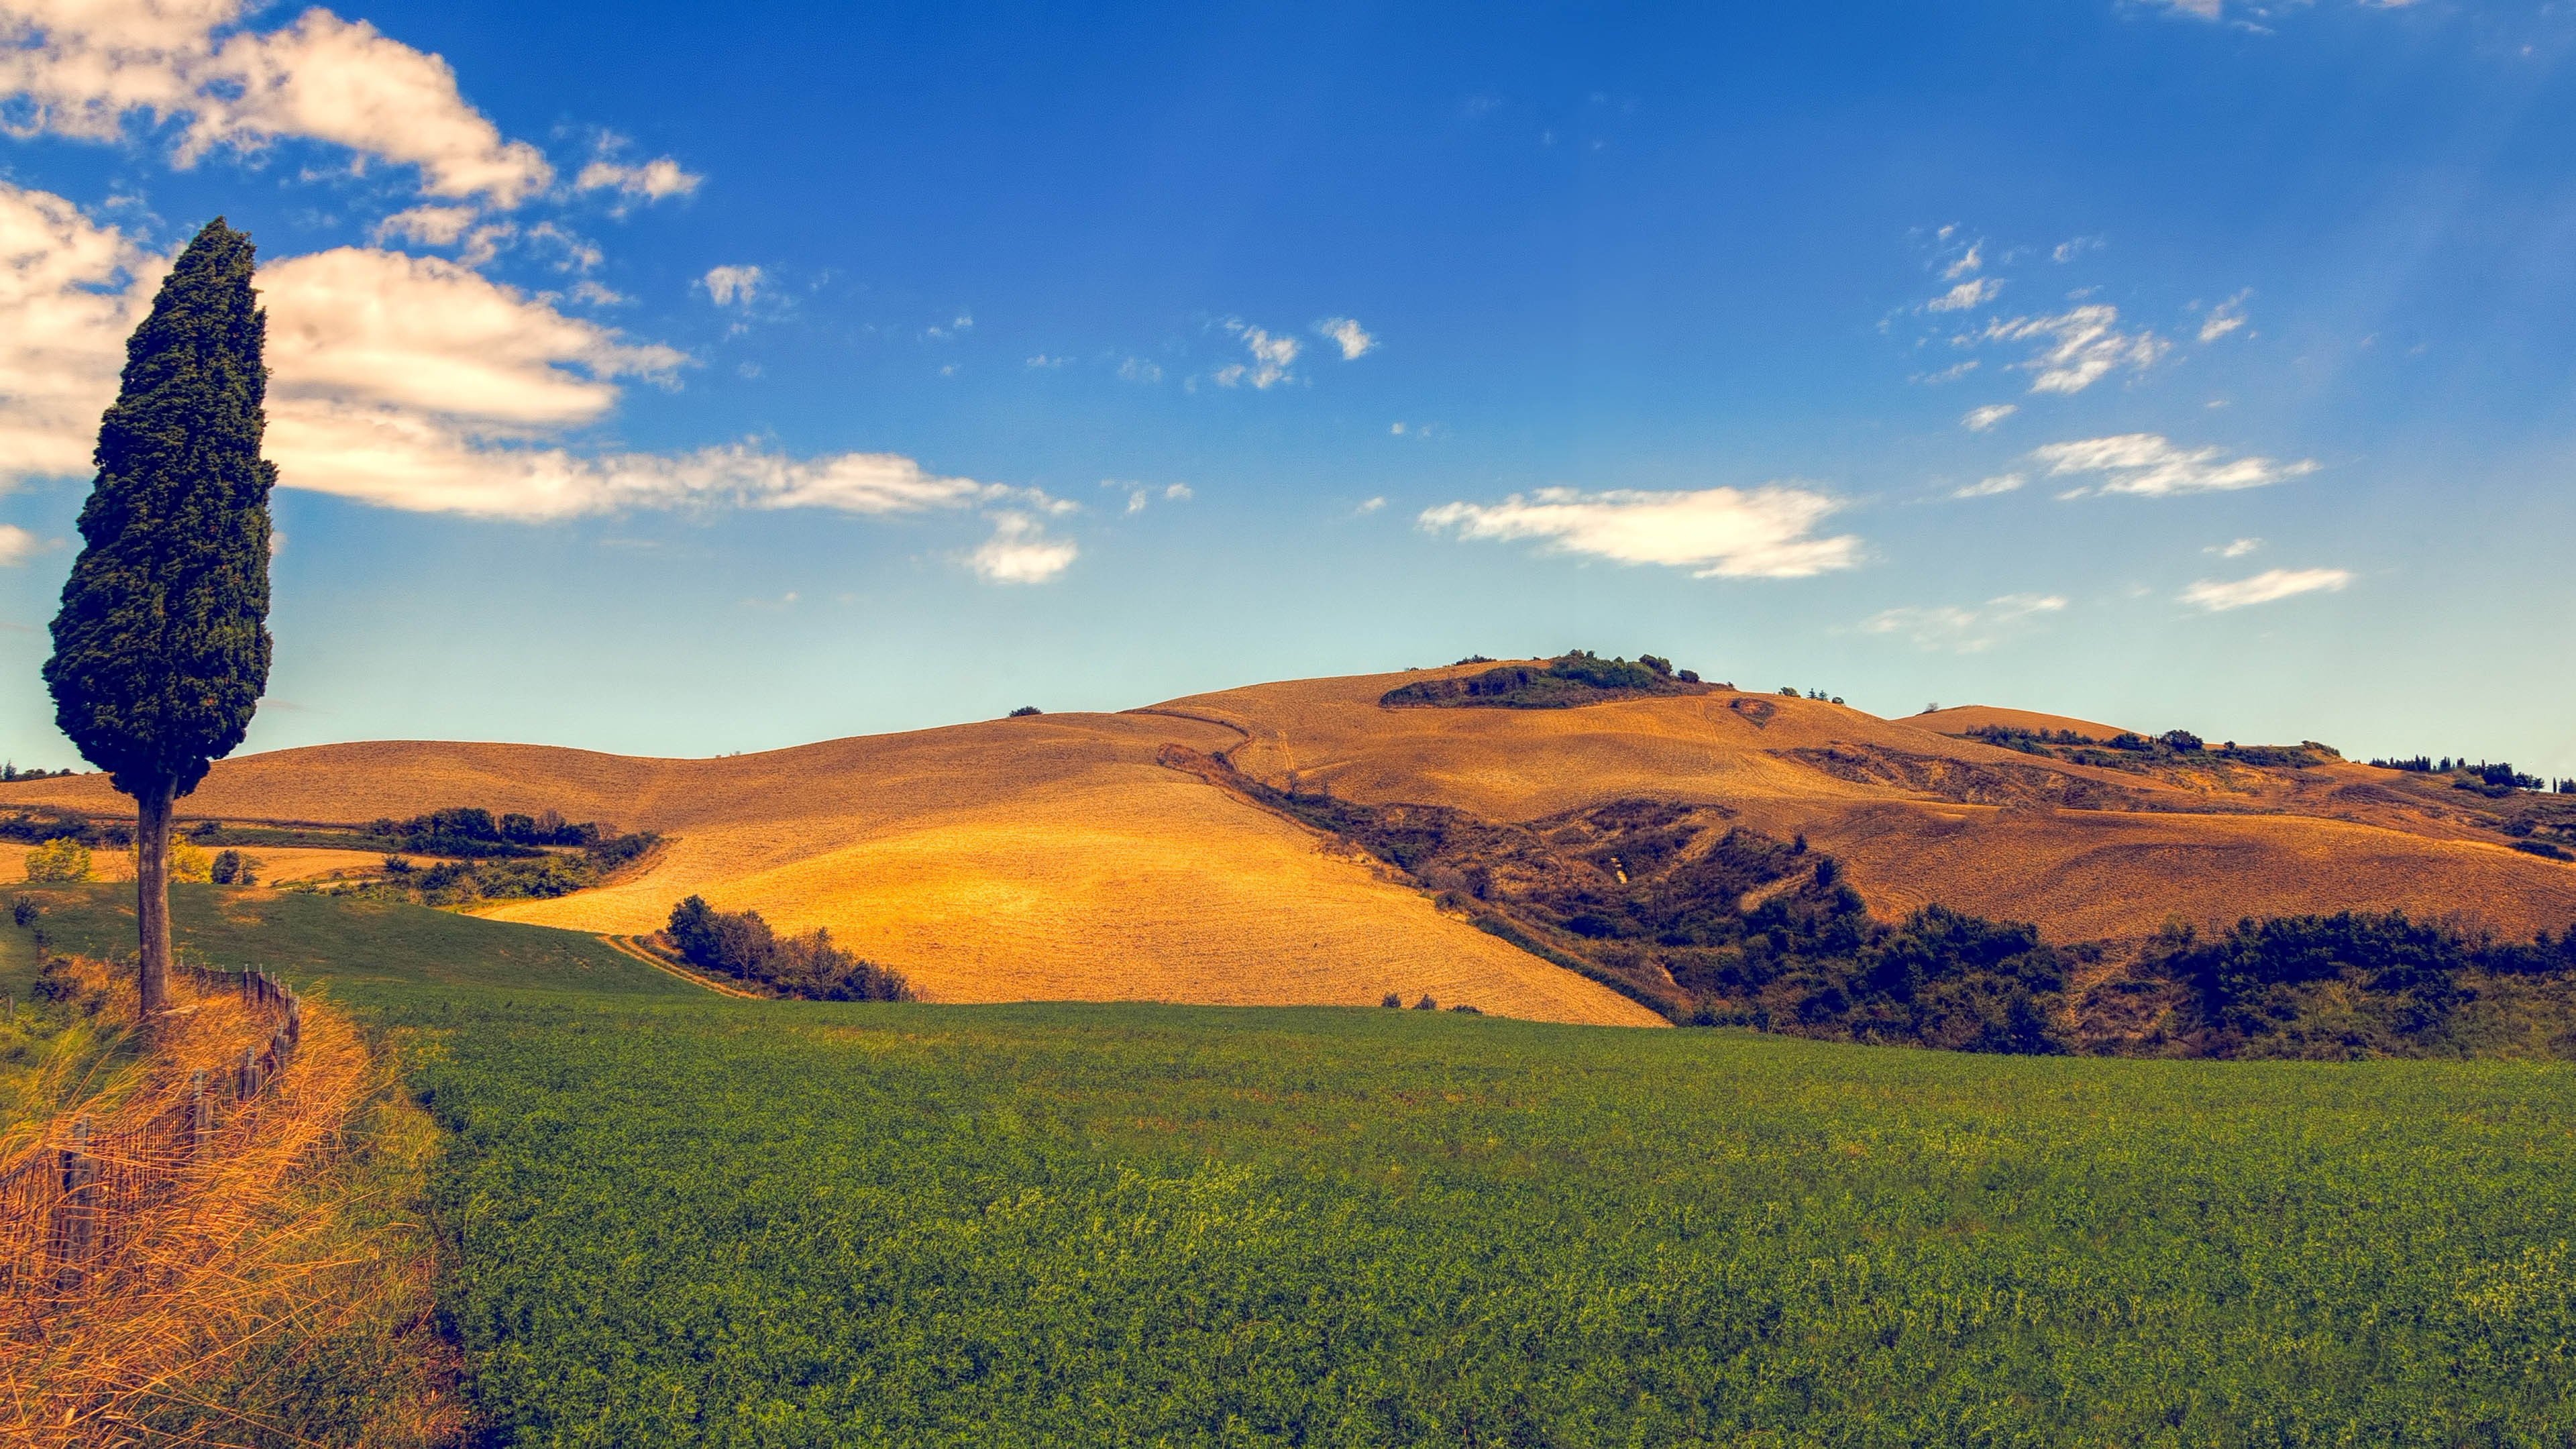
(7, 659), (2573, 1025)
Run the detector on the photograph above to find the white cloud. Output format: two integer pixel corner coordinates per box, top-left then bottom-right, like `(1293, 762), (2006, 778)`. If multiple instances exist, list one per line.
(2212, 537), (2263, 557)
(1926, 277), (2002, 313)
(0, 522), (35, 564)
(1914, 359), (1978, 384)
(1419, 485), (1862, 579)
(1977, 305), (2169, 393)
(700, 264), (762, 307)
(2180, 568), (2351, 611)
(2032, 433), (2318, 497)
(1952, 473), (2026, 498)
(1315, 316), (1375, 360)
(2198, 289), (2251, 343)
(0, 0), (555, 205)
(574, 154), (699, 204)
(1025, 354), (1069, 369)
(1163, 482), (1192, 501)
(372, 204), (476, 247)
(1356, 496), (1387, 515)
(969, 511), (1076, 584)
(2050, 235), (2103, 264)
(263, 247), (682, 429)
(1862, 593), (2065, 652)
(1216, 319), (1297, 388)
(1962, 403), (2018, 432)
(0, 180), (1020, 568)
(1116, 356), (1161, 384)
(0, 180), (163, 483)
(568, 279), (626, 307)
(1943, 241), (1984, 280)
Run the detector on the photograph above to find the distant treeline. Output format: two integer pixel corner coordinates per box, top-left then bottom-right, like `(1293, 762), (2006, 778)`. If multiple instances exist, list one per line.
(0, 763), (76, 782)
(1, 807), (132, 849)
(1384, 650), (1709, 709)
(665, 896), (914, 1001)
(2369, 757), (2569, 794)
(1966, 724), (2332, 771)
(360, 806), (619, 859)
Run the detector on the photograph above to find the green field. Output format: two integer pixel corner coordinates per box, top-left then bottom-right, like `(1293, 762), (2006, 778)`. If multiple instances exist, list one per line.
(17, 884), (2576, 1446)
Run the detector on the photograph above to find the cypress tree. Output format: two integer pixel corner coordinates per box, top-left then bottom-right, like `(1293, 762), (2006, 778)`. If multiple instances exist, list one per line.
(44, 219), (275, 1019)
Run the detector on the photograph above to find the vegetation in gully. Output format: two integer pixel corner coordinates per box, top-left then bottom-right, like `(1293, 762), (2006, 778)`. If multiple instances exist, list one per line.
(11, 884), (2575, 1445)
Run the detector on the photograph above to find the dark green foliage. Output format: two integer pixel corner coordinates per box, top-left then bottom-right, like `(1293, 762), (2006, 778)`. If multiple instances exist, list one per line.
(0, 807), (127, 848)
(2517, 839), (2575, 861)
(1379, 991), (1401, 1007)
(2143, 911), (2576, 1058)
(347, 828), (658, 906)
(207, 847), (252, 885)
(666, 895), (914, 1000)
(1381, 651), (1708, 709)
(44, 219), (273, 802)
(1411, 993), (1437, 1009)
(1007, 705), (1042, 717)
(11, 896), (35, 928)
(2159, 729), (2204, 751)
(0, 763), (76, 781)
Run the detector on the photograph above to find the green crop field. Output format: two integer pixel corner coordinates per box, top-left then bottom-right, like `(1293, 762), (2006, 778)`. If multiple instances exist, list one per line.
(16, 883), (2576, 1446)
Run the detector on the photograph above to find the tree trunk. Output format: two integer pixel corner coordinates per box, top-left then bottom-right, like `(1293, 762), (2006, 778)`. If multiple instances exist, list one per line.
(136, 778), (174, 1018)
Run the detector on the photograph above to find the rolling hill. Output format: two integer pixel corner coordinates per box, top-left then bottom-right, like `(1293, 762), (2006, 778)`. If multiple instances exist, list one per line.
(7, 661), (2572, 1023)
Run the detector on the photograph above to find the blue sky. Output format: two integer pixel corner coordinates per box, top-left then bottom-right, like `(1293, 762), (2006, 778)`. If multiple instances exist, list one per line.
(3, 0), (2573, 773)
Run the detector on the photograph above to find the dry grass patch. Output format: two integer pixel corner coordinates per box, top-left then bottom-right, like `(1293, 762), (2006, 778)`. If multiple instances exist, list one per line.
(0, 961), (459, 1447)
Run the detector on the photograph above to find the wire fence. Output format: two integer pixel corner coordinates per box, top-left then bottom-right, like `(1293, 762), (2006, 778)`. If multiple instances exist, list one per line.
(0, 967), (303, 1318)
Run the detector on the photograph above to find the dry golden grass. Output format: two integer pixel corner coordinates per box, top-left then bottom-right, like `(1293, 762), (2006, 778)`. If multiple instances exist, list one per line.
(0, 966), (460, 1446)
(8, 663), (2572, 1010)
(1907, 704), (2137, 739)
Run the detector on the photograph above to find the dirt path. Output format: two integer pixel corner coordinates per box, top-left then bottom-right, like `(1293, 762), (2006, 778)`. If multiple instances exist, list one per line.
(596, 935), (769, 1000)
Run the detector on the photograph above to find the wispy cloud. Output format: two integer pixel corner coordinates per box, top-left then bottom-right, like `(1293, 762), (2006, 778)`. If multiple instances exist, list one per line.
(1962, 403), (2018, 432)
(1927, 277), (2002, 313)
(2198, 289), (2252, 343)
(1216, 319), (1298, 388)
(1315, 317), (1375, 360)
(0, 523), (36, 566)
(1943, 241), (1985, 280)
(1419, 485), (1862, 579)
(2050, 235), (2103, 264)
(2033, 433), (2318, 497)
(2210, 537), (2263, 557)
(2180, 568), (2351, 611)
(1952, 473), (2026, 499)
(700, 264), (763, 307)
(1116, 356), (1163, 384)
(1976, 305), (2169, 393)
(1356, 496), (1387, 515)
(969, 511), (1077, 584)
(1862, 593), (2066, 652)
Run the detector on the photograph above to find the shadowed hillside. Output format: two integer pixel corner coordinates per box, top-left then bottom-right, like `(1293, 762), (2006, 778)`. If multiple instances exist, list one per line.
(7, 660), (2572, 1023)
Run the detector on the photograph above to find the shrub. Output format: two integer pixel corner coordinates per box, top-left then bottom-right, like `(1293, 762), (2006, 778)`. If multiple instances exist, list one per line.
(665, 896), (914, 1001)
(1008, 706), (1042, 718)
(209, 848), (258, 885)
(11, 896), (35, 927)
(1381, 991), (1401, 1008)
(1412, 994), (1438, 1010)
(24, 838), (93, 882)
(2160, 730), (2204, 752)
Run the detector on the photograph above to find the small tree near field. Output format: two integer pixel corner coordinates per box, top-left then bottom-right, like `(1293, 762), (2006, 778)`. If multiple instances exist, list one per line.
(44, 219), (275, 1020)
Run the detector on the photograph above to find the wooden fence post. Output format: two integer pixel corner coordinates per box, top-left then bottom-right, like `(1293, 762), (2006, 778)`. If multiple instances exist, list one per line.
(189, 1069), (211, 1159)
(56, 1116), (96, 1291)
(235, 1046), (259, 1102)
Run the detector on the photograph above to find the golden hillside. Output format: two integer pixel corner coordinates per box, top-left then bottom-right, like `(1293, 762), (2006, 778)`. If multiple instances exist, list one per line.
(8, 662), (2573, 1020)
